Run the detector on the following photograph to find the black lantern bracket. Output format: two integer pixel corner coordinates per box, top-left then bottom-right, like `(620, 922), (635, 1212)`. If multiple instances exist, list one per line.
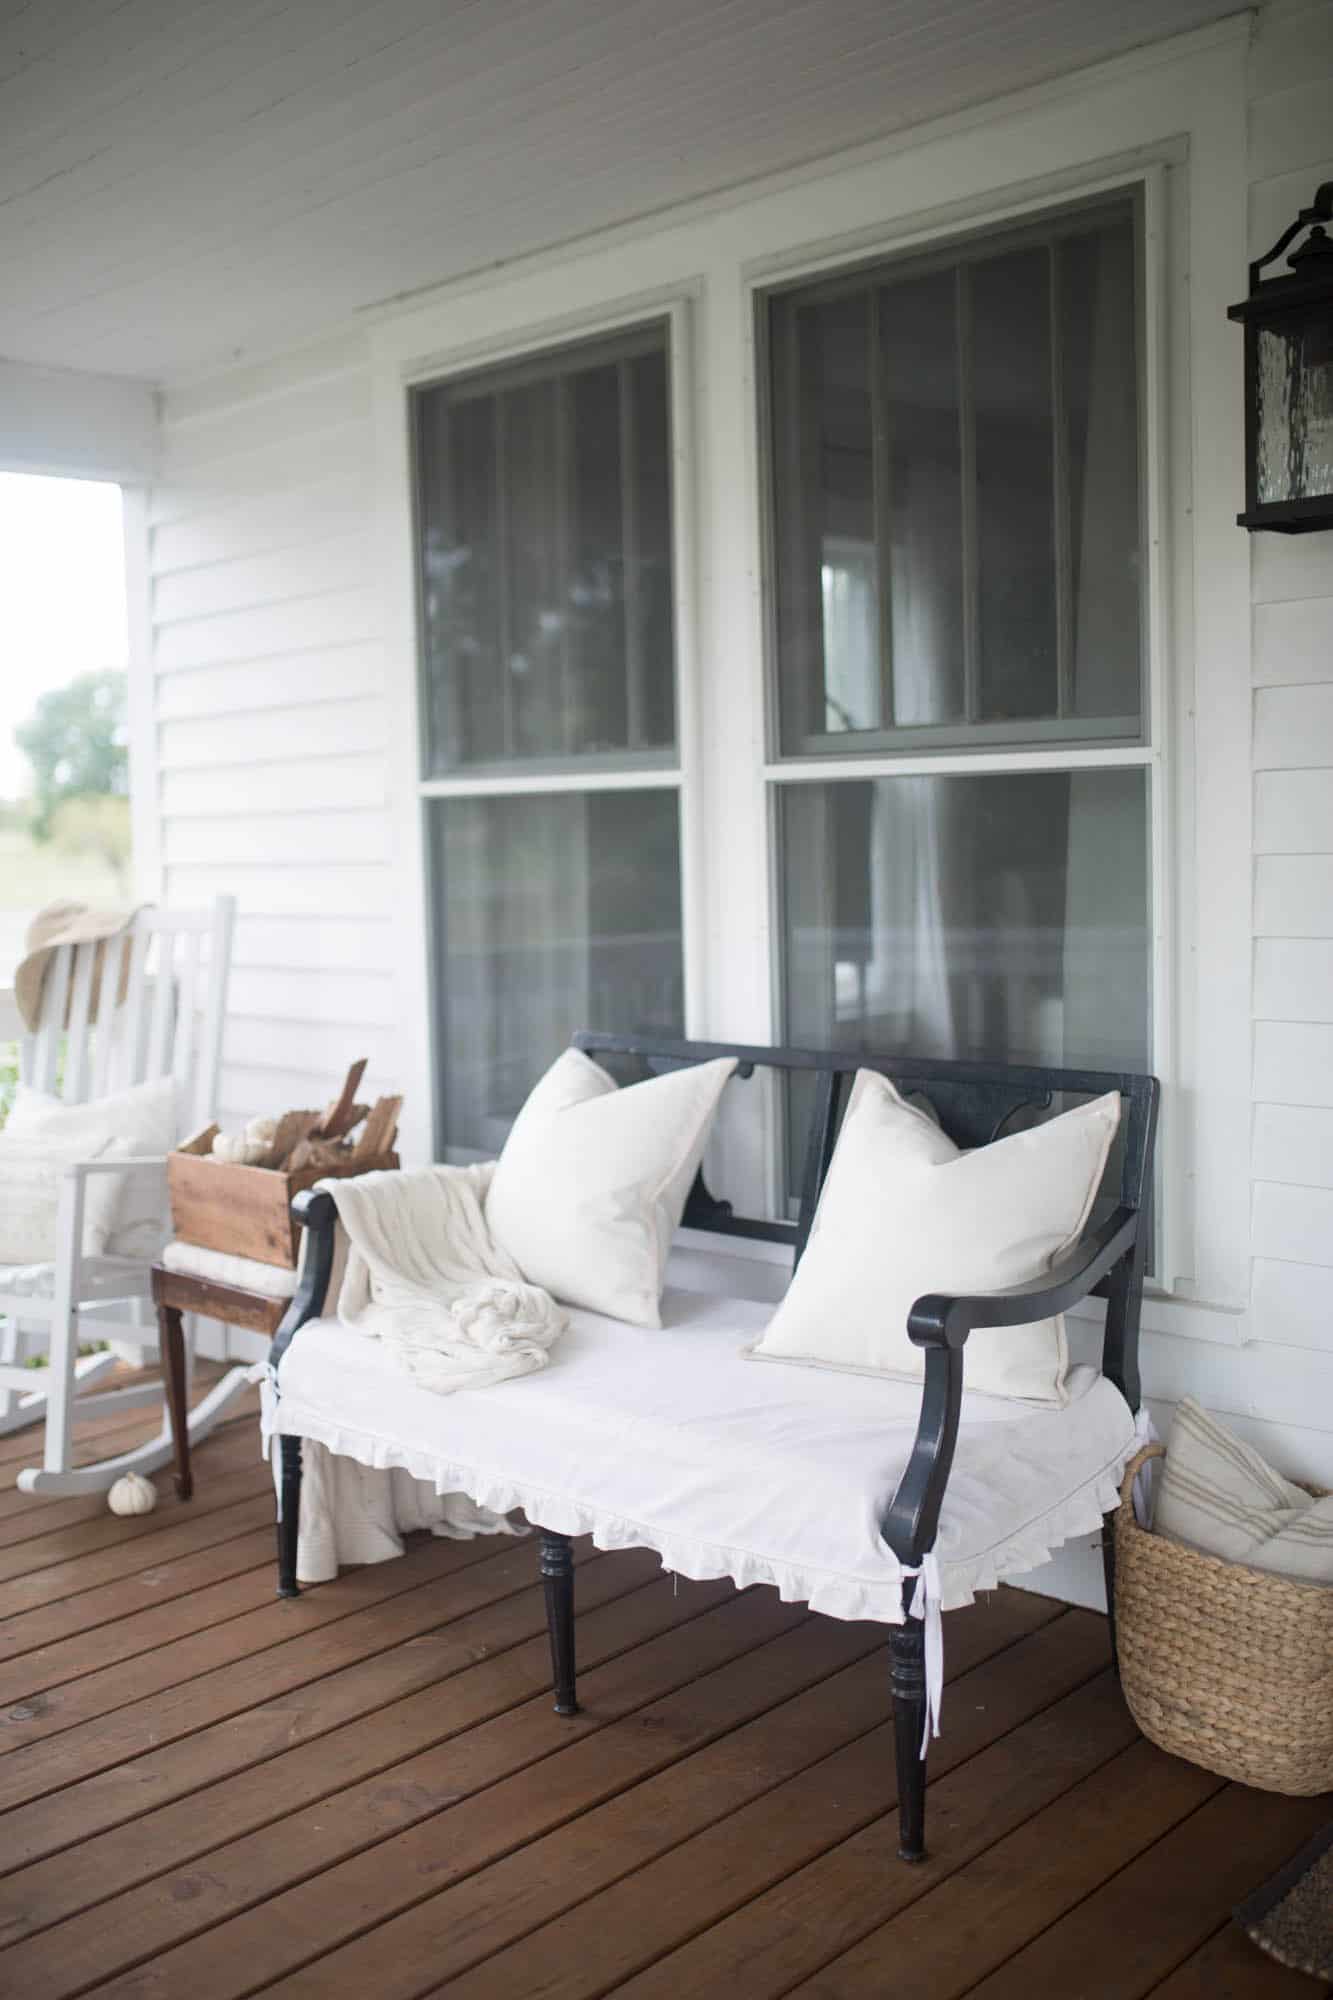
(1228, 181), (1333, 534)
(1245, 181), (1333, 297)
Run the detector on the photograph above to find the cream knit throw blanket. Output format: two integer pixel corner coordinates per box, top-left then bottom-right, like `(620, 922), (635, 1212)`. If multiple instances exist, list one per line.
(320, 1161), (567, 1394)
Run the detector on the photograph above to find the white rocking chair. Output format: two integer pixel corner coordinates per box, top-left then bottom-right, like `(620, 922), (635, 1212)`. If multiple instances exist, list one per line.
(0, 897), (250, 1497)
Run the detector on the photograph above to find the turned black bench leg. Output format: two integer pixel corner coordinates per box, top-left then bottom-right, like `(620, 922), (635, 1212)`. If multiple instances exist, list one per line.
(539, 1528), (578, 1715)
(889, 1590), (928, 1863)
(277, 1435), (302, 1599)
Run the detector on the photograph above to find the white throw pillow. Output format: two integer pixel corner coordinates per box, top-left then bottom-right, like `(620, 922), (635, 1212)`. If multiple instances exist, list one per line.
(1155, 1398), (1333, 1584)
(750, 1070), (1122, 1406)
(1, 1077), (176, 1256)
(0, 1138), (126, 1262)
(485, 1049), (737, 1328)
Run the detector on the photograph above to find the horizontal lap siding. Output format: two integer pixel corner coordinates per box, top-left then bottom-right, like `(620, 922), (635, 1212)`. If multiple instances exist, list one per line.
(128, 18), (1333, 1479)
(148, 334), (403, 1131)
(1242, 0), (1333, 1417)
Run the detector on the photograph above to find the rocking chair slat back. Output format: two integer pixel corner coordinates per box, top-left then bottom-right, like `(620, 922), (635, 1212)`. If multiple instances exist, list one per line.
(61, 942), (98, 1101)
(117, 920), (152, 1093)
(89, 929), (127, 1100)
(30, 945), (71, 1094)
(19, 898), (235, 1134)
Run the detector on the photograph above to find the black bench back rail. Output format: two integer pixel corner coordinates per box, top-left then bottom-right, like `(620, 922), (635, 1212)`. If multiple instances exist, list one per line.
(573, 1031), (1159, 1566)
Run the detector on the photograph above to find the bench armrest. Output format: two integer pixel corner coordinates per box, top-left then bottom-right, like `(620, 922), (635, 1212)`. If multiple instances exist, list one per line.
(268, 1188), (339, 1374)
(880, 1206), (1142, 1567)
(904, 1207), (1138, 1349)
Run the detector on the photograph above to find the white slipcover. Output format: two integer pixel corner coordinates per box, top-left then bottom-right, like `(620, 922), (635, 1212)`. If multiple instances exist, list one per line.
(275, 1282), (1140, 1621)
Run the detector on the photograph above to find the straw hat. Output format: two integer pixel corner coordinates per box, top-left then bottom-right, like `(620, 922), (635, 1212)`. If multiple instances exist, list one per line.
(14, 901), (145, 1032)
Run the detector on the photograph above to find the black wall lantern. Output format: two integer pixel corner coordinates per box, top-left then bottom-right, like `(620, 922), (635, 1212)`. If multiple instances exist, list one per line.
(1229, 182), (1333, 534)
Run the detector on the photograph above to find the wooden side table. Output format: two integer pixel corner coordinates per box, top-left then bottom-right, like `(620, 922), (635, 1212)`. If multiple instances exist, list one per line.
(151, 1264), (288, 1500)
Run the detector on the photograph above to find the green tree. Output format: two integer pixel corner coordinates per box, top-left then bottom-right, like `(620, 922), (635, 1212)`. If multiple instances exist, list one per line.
(15, 670), (128, 839)
(48, 792), (133, 897)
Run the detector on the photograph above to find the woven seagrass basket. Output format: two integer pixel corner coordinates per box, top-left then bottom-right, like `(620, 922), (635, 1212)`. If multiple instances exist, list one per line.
(1114, 1442), (1333, 1796)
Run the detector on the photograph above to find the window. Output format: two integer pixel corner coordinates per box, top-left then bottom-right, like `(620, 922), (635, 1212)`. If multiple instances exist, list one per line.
(763, 193), (1152, 1174)
(768, 196), (1144, 754)
(413, 322), (684, 1154)
(416, 325), (675, 773)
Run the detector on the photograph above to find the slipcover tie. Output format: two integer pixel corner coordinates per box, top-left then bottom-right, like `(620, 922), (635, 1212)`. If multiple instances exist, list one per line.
(1129, 1404), (1159, 1525)
(899, 1406), (1155, 1759)
(900, 1552), (943, 1757)
(252, 1361), (284, 1512)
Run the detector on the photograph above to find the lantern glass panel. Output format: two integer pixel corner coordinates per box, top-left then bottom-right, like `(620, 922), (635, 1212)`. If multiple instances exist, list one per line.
(1255, 313), (1333, 505)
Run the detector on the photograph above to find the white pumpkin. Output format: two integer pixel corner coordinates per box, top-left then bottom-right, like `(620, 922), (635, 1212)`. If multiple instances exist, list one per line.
(245, 1114), (278, 1147)
(211, 1132), (268, 1165)
(108, 1471), (157, 1516)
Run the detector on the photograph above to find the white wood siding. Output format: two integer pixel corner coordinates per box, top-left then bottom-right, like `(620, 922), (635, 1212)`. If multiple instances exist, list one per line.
(1243, 0), (1333, 1462)
(134, 6), (1333, 1491)
(144, 331), (397, 1133)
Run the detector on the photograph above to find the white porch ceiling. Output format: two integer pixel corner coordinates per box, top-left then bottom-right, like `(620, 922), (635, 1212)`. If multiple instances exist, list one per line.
(2, 0), (1241, 386)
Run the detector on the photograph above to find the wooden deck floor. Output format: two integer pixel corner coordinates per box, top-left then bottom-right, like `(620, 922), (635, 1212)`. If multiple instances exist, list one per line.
(0, 1381), (1327, 2000)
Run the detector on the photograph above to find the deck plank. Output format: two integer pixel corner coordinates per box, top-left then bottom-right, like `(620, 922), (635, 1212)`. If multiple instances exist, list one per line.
(3, 1506), (580, 1751)
(0, 1491), (278, 1623)
(0, 1523), (277, 1664)
(0, 1364), (237, 1487)
(0, 1577), (775, 1992)
(78, 1611), (901, 2000)
(0, 1501), (1324, 2000)
(195, 1595), (1055, 2000)
(0, 1541), (278, 1701)
(1147, 1919), (1332, 1998)
(0, 1380), (256, 1533)
(778, 1740), (1222, 1997)
(611, 1667), (1139, 2000)
(437, 1614), (1125, 2000)
(0, 1534), (605, 1834)
(0, 1434), (268, 1585)
(0, 1565), (741, 1952)
(960, 1784), (1333, 2000)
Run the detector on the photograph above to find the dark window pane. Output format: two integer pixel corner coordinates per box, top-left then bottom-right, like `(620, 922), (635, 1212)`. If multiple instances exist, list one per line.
(780, 769), (1149, 1068)
(415, 326), (675, 773)
(972, 247), (1058, 720)
(772, 293), (880, 742)
(779, 767), (1149, 1194)
(629, 348), (677, 748)
(767, 195), (1143, 753)
(881, 270), (965, 727)
(418, 392), (504, 767)
(568, 363), (627, 750)
(430, 790), (683, 1154)
(1060, 215), (1143, 717)
(505, 377), (566, 756)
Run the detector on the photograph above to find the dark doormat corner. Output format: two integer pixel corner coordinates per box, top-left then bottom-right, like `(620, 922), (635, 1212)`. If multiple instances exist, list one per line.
(1235, 1817), (1333, 1984)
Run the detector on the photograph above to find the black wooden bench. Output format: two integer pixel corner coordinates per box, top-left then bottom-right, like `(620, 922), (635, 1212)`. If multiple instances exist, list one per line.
(270, 1033), (1158, 1865)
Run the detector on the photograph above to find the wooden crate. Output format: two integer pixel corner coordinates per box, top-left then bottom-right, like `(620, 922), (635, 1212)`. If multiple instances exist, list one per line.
(167, 1150), (399, 1268)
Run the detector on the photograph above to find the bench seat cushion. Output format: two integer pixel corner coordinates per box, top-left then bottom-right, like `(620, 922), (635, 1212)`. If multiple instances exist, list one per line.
(276, 1286), (1139, 1621)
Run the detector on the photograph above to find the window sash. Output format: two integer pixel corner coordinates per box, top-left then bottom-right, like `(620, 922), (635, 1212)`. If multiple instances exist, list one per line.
(761, 189), (1147, 760)
(413, 311), (699, 1158)
(412, 319), (676, 777)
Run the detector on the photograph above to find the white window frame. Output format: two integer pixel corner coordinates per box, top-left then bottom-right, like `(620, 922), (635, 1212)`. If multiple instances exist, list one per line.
(374, 291), (708, 1167)
(372, 17), (1251, 1321)
(750, 168), (1175, 1264)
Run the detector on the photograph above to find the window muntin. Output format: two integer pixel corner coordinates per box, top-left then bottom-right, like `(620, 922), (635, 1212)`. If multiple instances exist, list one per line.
(767, 195), (1144, 757)
(415, 324), (675, 776)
